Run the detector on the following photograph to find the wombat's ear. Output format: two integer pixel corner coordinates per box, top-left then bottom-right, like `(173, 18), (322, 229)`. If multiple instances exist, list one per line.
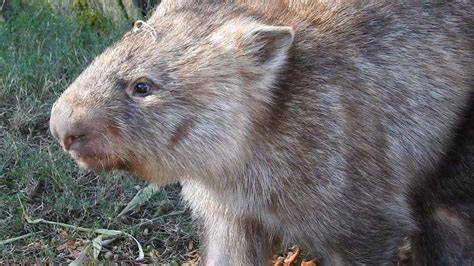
(211, 22), (294, 75)
(241, 25), (295, 71)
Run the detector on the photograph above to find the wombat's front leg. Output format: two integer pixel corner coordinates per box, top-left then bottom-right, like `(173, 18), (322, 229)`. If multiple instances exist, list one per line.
(202, 215), (273, 266)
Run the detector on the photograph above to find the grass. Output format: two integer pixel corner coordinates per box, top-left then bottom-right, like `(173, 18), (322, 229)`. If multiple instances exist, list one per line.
(0, 0), (197, 263)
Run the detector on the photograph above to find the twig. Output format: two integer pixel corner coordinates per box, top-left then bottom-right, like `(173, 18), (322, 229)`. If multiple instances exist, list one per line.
(0, 232), (40, 245)
(18, 196), (145, 261)
(133, 20), (157, 42)
(134, 210), (187, 228)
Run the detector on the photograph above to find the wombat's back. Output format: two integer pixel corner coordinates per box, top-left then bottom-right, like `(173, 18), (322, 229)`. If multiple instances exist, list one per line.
(261, 1), (473, 184)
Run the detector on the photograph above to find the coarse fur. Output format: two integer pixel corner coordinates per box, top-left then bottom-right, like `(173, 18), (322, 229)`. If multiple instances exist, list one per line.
(50, 1), (474, 265)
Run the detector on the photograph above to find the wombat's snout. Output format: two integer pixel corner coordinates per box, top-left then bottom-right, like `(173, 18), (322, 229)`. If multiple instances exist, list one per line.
(49, 95), (121, 171)
(49, 99), (94, 153)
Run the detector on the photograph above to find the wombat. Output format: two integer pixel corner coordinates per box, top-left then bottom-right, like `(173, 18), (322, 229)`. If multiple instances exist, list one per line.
(49, 1), (473, 264)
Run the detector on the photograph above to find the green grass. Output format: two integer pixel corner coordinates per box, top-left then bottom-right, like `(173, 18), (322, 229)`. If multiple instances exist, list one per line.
(0, 1), (196, 263)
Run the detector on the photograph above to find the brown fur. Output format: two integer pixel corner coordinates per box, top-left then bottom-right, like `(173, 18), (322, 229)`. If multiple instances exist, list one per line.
(50, 1), (474, 264)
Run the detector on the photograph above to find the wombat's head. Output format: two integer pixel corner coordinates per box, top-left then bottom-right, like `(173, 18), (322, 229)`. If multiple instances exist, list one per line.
(50, 2), (294, 184)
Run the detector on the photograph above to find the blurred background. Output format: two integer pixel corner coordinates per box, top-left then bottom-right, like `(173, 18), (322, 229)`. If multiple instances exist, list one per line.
(0, 0), (199, 264)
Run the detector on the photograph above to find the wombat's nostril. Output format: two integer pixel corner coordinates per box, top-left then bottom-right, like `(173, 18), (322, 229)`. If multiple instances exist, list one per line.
(62, 134), (87, 152)
(50, 100), (91, 152)
(63, 135), (76, 151)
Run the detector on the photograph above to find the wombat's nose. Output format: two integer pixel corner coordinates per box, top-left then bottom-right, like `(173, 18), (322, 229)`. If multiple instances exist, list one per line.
(60, 133), (86, 152)
(50, 120), (88, 152)
(50, 101), (90, 152)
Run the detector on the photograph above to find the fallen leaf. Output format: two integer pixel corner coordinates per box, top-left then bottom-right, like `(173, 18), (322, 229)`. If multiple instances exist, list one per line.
(284, 247), (300, 265)
(184, 249), (200, 265)
(117, 184), (160, 217)
(69, 243), (91, 266)
(92, 235), (103, 259)
(57, 239), (86, 259)
(301, 259), (317, 266)
(272, 256), (285, 266)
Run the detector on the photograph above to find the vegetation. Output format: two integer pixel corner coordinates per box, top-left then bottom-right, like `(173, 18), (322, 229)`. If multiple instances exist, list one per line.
(0, 0), (197, 263)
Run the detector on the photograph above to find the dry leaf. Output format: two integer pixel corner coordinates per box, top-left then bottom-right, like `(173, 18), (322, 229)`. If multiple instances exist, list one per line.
(284, 247), (300, 265)
(57, 239), (86, 259)
(70, 243), (91, 266)
(117, 184), (160, 217)
(301, 259), (317, 266)
(92, 235), (103, 259)
(184, 249), (200, 265)
(272, 256), (285, 266)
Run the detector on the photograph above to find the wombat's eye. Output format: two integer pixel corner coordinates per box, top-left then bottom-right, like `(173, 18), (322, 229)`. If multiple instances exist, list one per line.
(133, 82), (150, 96)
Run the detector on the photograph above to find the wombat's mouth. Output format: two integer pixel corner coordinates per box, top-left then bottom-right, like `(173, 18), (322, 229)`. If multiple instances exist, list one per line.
(69, 150), (127, 172)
